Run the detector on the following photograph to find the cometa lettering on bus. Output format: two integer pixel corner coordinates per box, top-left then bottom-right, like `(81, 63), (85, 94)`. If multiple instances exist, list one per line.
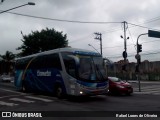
(37, 70), (51, 77)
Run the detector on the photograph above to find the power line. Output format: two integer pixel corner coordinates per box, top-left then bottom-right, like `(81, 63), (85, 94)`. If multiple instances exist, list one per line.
(3, 10), (160, 47)
(127, 22), (160, 31)
(127, 27), (136, 51)
(106, 49), (160, 59)
(0, 10), (121, 24)
(93, 38), (160, 50)
(133, 15), (160, 25)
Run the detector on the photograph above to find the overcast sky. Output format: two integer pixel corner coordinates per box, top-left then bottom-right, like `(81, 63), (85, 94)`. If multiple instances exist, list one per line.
(0, 0), (160, 62)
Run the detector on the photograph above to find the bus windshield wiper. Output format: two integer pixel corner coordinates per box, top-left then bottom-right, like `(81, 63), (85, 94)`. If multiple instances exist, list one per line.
(92, 57), (104, 81)
(95, 64), (105, 81)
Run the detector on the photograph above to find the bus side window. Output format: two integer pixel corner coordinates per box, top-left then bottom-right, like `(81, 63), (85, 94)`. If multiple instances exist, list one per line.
(66, 60), (76, 77)
(29, 56), (45, 69)
(62, 53), (76, 78)
(45, 53), (62, 70)
(16, 57), (32, 70)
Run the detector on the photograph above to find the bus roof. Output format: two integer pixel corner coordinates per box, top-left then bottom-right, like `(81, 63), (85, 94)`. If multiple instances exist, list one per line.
(16, 47), (101, 60)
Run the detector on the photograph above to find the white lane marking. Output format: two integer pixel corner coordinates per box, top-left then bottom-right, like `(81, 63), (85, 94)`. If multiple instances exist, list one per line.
(0, 88), (26, 95)
(10, 98), (35, 103)
(0, 95), (21, 99)
(134, 91), (160, 95)
(25, 96), (53, 102)
(0, 101), (18, 106)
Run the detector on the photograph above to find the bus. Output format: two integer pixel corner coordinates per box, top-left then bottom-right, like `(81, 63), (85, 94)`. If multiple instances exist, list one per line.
(14, 48), (108, 98)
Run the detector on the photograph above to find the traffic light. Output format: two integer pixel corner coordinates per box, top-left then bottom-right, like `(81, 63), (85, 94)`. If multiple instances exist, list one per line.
(137, 44), (142, 53)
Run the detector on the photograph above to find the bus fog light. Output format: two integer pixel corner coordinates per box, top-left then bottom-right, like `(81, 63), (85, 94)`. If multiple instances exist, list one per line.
(80, 91), (83, 94)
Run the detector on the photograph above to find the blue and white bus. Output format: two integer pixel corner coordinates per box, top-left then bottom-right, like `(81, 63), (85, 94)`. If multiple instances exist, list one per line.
(15, 48), (108, 98)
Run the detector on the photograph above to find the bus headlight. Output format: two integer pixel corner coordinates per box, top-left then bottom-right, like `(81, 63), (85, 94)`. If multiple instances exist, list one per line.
(80, 91), (83, 94)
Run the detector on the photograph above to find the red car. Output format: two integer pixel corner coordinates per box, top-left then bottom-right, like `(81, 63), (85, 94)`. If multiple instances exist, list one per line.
(108, 77), (133, 95)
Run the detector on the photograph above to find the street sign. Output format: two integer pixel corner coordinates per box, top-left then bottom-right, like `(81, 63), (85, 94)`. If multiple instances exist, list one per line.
(148, 30), (160, 38)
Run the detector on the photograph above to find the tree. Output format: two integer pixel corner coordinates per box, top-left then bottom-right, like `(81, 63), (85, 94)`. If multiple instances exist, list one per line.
(1, 51), (15, 62)
(0, 51), (15, 74)
(17, 28), (68, 56)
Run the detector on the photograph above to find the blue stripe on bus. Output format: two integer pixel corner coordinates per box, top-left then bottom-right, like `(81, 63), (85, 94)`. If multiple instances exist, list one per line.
(15, 68), (65, 93)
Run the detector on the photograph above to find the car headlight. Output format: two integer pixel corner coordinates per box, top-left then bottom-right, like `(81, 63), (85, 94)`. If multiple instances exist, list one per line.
(117, 85), (125, 88)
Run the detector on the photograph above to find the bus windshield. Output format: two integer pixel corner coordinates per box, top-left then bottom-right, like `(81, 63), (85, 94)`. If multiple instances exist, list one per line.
(78, 55), (107, 81)
(62, 52), (107, 82)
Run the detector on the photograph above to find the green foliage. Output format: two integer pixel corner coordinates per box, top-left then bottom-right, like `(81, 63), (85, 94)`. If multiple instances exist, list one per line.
(1, 51), (15, 62)
(17, 28), (68, 56)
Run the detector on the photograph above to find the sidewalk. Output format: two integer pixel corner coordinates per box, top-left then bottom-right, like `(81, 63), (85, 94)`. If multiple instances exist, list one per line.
(128, 80), (160, 84)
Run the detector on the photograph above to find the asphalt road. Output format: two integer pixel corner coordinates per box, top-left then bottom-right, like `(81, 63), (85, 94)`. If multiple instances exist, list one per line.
(0, 81), (160, 120)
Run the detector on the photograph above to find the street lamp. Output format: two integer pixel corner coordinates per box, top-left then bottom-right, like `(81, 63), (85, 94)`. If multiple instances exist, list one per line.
(88, 44), (100, 54)
(0, 2), (35, 14)
(28, 2), (35, 5)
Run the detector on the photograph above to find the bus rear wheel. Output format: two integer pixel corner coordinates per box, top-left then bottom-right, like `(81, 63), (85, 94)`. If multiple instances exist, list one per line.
(55, 85), (65, 99)
(22, 81), (28, 92)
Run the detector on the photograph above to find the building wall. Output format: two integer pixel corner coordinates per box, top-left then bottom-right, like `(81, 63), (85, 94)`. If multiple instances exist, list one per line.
(107, 61), (160, 81)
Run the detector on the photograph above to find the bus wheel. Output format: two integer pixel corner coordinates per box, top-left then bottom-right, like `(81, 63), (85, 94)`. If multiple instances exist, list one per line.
(22, 82), (27, 92)
(55, 85), (64, 99)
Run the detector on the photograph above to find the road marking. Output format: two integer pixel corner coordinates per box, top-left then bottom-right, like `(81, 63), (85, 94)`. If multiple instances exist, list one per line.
(0, 88), (26, 95)
(0, 101), (18, 106)
(134, 86), (160, 91)
(134, 92), (160, 95)
(10, 98), (35, 103)
(25, 96), (53, 102)
(134, 85), (160, 95)
(0, 95), (21, 99)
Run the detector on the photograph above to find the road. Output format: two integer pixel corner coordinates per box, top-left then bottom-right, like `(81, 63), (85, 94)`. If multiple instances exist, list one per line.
(0, 81), (160, 120)
(129, 80), (160, 95)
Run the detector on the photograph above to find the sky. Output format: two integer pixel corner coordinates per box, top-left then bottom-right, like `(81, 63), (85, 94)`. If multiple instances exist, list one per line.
(0, 0), (160, 62)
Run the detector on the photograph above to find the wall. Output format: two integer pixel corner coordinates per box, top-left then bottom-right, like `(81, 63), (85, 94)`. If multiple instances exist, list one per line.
(107, 60), (160, 81)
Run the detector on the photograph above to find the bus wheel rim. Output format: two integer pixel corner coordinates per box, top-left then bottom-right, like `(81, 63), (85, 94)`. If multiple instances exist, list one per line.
(57, 87), (62, 97)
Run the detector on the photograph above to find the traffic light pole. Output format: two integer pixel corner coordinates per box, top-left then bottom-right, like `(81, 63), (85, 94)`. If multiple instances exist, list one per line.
(136, 30), (160, 92)
(136, 33), (148, 54)
(136, 33), (148, 92)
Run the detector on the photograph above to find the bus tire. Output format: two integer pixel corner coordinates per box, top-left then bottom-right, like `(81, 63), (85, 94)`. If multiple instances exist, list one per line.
(55, 85), (65, 99)
(22, 81), (28, 93)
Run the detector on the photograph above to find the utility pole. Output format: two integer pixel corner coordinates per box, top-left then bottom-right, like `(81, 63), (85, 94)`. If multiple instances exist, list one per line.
(124, 21), (127, 61)
(121, 21), (129, 72)
(123, 21), (127, 61)
(94, 32), (102, 56)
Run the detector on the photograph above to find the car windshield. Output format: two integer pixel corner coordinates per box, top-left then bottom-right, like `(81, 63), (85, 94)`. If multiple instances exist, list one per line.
(78, 55), (107, 81)
(109, 77), (121, 82)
